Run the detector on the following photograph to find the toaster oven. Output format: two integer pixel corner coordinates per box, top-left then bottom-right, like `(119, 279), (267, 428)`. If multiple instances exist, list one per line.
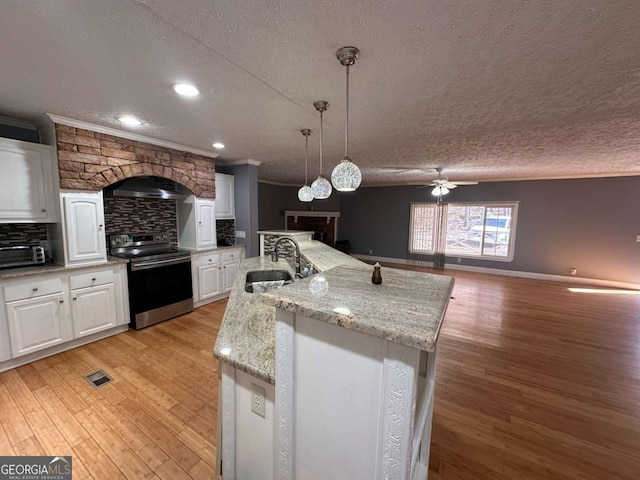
(0, 246), (46, 269)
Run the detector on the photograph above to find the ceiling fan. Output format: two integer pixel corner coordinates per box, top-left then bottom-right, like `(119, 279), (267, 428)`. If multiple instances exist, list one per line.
(428, 167), (478, 196)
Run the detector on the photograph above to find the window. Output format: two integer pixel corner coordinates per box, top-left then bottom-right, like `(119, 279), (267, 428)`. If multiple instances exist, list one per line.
(409, 202), (518, 261)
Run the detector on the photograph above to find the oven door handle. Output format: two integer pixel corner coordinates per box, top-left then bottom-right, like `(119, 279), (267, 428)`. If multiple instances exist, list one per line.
(130, 256), (191, 271)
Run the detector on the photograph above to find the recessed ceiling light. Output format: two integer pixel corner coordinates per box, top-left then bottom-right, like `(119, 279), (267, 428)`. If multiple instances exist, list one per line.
(173, 83), (200, 97)
(118, 115), (142, 127)
(212, 142), (225, 149)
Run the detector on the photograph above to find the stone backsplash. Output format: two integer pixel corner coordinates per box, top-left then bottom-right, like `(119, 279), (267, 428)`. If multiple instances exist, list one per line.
(104, 196), (178, 244)
(0, 224), (48, 247)
(216, 219), (236, 246)
(54, 124), (216, 197)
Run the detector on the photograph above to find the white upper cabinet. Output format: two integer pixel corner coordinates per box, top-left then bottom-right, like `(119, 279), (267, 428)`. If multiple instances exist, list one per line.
(62, 191), (107, 265)
(215, 173), (235, 219)
(0, 138), (55, 223)
(196, 198), (217, 248)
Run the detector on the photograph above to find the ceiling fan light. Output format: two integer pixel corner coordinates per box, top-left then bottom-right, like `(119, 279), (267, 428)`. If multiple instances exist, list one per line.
(298, 185), (314, 202)
(431, 186), (450, 196)
(331, 157), (362, 191)
(311, 175), (332, 199)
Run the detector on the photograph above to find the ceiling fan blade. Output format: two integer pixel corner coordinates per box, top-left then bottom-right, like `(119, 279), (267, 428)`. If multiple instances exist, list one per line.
(450, 181), (479, 186)
(443, 183), (458, 189)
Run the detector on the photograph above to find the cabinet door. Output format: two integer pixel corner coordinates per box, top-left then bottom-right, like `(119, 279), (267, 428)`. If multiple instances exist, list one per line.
(215, 174), (235, 219)
(198, 264), (222, 299)
(63, 193), (107, 263)
(222, 260), (240, 292)
(196, 200), (217, 248)
(71, 283), (117, 338)
(6, 292), (67, 357)
(0, 139), (52, 222)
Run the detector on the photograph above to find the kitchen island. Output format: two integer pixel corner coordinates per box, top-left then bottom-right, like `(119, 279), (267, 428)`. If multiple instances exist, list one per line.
(213, 240), (454, 480)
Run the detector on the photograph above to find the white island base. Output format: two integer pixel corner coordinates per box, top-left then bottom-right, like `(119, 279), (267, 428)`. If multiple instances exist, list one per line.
(220, 308), (438, 480)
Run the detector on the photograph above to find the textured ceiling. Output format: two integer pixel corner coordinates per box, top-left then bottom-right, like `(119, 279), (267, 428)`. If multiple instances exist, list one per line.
(2, 0), (640, 186)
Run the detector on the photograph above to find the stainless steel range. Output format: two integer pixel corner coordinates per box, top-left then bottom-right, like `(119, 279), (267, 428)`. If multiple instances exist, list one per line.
(109, 232), (193, 330)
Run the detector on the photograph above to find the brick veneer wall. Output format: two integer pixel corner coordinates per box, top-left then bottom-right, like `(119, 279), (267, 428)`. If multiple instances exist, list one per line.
(54, 124), (216, 198)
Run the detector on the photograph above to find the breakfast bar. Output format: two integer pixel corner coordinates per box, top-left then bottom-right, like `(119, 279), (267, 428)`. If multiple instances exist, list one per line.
(213, 238), (454, 480)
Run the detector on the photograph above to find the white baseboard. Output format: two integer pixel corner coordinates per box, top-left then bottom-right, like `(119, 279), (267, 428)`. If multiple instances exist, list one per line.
(352, 254), (640, 290)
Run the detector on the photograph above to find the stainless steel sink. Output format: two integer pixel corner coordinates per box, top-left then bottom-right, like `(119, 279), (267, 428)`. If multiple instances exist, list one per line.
(245, 270), (294, 293)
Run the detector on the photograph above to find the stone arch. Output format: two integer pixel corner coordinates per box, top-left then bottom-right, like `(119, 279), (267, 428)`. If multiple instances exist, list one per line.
(55, 123), (216, 198)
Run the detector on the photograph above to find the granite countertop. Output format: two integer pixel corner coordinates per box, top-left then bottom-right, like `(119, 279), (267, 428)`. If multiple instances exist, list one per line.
(213, 240), (366, 383)
(257, 230), (313, 236)
(263, 264), (454, 352)
(189, 244), (246, 254)
(213, 240), (454, 383)
(0, 257), (129, 280)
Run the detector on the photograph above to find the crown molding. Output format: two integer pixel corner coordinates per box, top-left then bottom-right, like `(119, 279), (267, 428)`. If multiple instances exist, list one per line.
(46, 114), (219, 159)
(216, 158), (262, 167)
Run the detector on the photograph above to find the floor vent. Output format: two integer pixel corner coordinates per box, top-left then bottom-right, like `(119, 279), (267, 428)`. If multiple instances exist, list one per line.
(84, 370), (113, 389)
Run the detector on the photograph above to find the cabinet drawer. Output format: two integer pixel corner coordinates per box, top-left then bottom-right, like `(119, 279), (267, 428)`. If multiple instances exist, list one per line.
(195, 253), (220, 266)
(222, 250), (241, 262)
(4, 277), (63, 302)
(70, 269), (114, 290)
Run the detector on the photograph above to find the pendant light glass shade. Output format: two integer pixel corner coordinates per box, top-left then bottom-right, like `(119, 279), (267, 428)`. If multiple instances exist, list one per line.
(311, 175), (332, 199)
(311, 100), (332, 200)
(297, 128), (314, 202)
(298, 185), (314, 202)
(332, 46), (362, 192)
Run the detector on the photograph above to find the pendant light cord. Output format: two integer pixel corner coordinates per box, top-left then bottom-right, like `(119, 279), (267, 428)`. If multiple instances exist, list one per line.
(345, 65), (349, 158)
(304, 133), (309, 184)
(319, 110), (324, 174)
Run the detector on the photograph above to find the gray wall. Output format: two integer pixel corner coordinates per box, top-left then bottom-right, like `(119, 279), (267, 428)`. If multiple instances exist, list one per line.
(218, 164), (260, 257)
(257, 176), (640, 283)
(258, 182), (341, 231)
(338, 177), (640, 284)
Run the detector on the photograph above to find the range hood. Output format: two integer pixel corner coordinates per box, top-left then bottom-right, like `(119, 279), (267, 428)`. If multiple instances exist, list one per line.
(104, 177), (187, 200)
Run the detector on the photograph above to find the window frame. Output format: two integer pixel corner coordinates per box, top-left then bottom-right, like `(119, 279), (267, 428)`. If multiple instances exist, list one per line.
(408, 201), (519, 262)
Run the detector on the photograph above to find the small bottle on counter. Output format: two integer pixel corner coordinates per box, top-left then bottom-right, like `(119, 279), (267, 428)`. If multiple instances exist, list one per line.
(372, 262), (382, 284)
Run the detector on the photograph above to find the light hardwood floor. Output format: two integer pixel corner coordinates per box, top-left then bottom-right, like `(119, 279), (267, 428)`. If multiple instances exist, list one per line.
(1, 268), (640, 479)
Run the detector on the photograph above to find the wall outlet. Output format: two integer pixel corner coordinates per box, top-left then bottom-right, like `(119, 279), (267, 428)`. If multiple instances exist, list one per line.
(457, 257), (462, 263)
(236, 230), (246, 238)
(369, 249), (373, 254)
(636, 234), (640, 243)
(251, 383), (266, 418)
(570, 267), (577, 276)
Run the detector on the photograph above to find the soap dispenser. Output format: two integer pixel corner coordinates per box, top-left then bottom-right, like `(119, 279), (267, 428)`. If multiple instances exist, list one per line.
(372, 262), (382, 284)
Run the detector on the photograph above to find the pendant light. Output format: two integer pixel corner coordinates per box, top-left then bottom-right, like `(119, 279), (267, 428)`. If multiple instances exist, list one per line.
(331, 46), (362, 192)
(311, 100), (332, 199)
(297, 128), (314, 202)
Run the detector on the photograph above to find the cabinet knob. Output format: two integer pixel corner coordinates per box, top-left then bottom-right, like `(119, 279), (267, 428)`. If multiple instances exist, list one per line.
(91, 277), (96, 281)
(32, 287), (38, 292)
(98, 224), (103, 230)
(59, 299), (64, 304)
(208, 259), (212, 262)
(73, 296), (77, 301)
(41, 208), (46, 213)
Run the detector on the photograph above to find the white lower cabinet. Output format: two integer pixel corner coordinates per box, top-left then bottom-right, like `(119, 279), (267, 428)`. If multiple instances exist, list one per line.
(198, 263), (223, 301)
(71, 283), (117, 337)
(0, 264), (129, 370)
(222, 260), (240, 292)
(192, 247), (244, 307)
(6, 292), (68, 357)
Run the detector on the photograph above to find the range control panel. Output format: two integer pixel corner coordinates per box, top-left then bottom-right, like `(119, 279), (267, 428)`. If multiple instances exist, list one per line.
(109, 232), (170, 248)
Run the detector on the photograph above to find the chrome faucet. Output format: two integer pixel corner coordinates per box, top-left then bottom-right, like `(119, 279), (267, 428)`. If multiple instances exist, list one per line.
(271, 237), (302, 278)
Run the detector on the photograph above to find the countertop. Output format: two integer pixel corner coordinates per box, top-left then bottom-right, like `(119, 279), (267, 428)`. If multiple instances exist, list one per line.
(257, 230), (313, 236)
(263, 264), (454, 352)
(213, 240), (454, 384)
(0, 257), (129, 280)
(187, 244), (245, 254)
